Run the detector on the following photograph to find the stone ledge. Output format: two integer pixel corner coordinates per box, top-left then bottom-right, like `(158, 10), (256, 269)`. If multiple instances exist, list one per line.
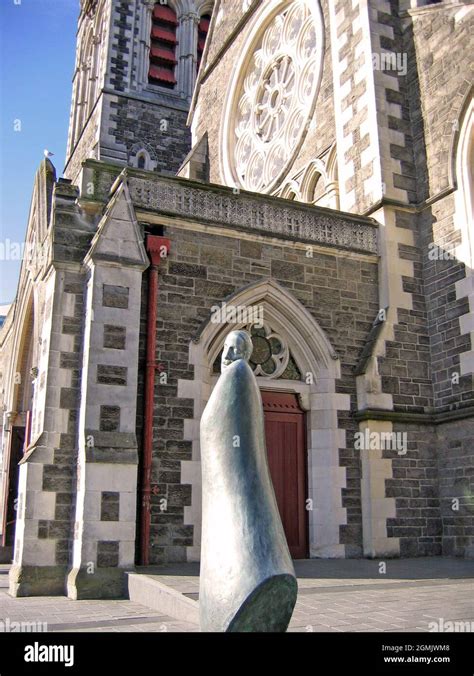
(127, 173), (379, 255)
(78, 160), (379, 255)
(354, 406), (474, 425)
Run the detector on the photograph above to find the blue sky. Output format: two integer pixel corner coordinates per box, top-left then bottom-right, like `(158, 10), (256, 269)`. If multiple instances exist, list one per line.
(0, 0), (79, 304)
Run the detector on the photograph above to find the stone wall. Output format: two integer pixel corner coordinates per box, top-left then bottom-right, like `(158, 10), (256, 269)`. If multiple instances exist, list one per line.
(386, 422), (441, 557)
(141, 220), (380, 562)
(104, 95), (191, 173)
(405, 4), (474, 413)
(378, 210), (434, 413)
(437, 418), (474, 558)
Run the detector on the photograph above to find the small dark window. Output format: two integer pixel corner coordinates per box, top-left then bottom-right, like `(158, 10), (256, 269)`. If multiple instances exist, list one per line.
(148, 4), (178, 88)
(197, 14), (211, 72)
(137, 154), (146, 169)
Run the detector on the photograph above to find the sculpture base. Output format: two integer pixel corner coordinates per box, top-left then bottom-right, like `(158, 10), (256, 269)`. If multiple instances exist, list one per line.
(227, 574), (297, 633)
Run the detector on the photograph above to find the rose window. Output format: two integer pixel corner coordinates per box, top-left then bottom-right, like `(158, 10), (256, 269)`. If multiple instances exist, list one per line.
(248, 324), (289, 377)
(212, 324), (302, 381)
(223, 0), (324, 193)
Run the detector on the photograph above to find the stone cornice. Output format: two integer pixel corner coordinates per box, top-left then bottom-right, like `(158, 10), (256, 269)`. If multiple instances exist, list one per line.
(119, 170), (379, 255)
(354, 406), (474, 425)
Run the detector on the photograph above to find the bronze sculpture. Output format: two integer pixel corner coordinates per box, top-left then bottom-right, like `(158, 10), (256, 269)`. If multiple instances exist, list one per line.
(199, 330), (297, 632)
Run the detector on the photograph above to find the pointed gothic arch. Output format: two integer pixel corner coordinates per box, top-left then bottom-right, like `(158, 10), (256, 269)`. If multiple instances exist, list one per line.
(194, 278), (339, 379)
(280, 180), (302, 202)
(454, 91), (474, 267)
(129, 142), (158, 171)
(0, 285), (37, 550)
(454, 90), (474, 377)
(179, 278), (350, 562)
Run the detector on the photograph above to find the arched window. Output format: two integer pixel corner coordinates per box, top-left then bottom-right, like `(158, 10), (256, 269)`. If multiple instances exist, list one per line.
(453, 95), (474, 377)
(131, 145), (156, 171)
(197, 14), (211, 72)
(76, 35), (94, 142)
(309, 173), (325, 205)
(148, 3), (178, 88)
(456, 96), (474, 268)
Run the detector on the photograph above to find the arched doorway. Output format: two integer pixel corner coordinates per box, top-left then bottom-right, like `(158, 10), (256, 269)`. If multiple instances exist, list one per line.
(209, 323), (309, 558)
(181, 278), (350, 561)
(1, 298), (35, 553)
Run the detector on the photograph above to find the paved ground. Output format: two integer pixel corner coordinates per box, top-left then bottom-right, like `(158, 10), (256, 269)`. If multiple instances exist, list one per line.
(1, 558), (473, 632)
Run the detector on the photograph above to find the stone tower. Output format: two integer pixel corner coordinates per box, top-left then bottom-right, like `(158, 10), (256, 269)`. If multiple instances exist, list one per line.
(64, 0), (214, 183)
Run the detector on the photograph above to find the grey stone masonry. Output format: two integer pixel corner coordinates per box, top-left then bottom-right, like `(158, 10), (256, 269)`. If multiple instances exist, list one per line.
(103, 324), (127, 350)
(143, 224), (380, 563)
(103, 284), (129, 309)
(97, 163), (381, 563)
(66, 180), (149, 600)
(64, 0), (207, 182)
(100, 406), (121, 432)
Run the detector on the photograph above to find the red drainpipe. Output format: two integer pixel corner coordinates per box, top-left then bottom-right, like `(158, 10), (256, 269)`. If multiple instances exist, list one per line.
(140, 234), (170, 566)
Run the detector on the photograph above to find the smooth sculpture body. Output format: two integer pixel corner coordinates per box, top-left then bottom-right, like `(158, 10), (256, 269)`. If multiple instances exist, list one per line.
(199, 330), (297, 632)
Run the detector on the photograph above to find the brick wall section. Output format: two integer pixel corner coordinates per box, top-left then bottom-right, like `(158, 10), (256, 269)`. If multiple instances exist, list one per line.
(205, 0), (247, 65)
(378, 210), (434, 412)
(108, 98), (191, 173)
(386, 423), (441, 557)
(407, 7), (473, 197)
(422, 198), (472, 411)
(64, 105), (102, 186)
(334, 0), (368, 210)
(437, 418), (474, 557)
(405, 7), (473, 411)
(378, 1), (417, 203)
(108, 0), (133, 93)
(41, 182), (95, 569)
(138, 226), (380, 563)
(42, 271), (86, 567)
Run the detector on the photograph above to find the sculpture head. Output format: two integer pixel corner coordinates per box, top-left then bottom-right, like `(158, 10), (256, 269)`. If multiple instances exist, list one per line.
(221, 330), (253, 371)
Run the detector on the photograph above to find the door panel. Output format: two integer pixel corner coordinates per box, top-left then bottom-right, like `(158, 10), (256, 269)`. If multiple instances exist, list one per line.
(262, 391), (307, 559)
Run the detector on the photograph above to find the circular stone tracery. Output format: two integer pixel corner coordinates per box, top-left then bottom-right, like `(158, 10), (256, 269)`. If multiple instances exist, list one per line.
(224, 0), (323, 193)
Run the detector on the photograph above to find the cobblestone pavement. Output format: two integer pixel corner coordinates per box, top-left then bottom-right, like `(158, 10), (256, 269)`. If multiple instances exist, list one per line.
(1, 558), (473, 633)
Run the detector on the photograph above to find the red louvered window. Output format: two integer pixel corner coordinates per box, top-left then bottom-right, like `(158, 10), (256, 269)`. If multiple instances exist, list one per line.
(148, 4), (178, 88)
(197, 14), (211, 73)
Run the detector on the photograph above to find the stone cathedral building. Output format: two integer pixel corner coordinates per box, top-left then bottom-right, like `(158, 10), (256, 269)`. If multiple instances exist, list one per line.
(0, 0), (473, 599)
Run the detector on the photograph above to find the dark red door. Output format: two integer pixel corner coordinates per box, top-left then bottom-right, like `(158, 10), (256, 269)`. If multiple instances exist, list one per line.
(262, 391), (308, 559)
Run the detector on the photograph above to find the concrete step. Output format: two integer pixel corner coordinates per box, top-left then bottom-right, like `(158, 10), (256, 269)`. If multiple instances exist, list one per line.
(127, 572), (199, 626)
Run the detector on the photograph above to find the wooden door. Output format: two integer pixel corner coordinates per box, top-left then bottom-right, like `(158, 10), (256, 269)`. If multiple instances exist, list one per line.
(262, 391), (308, 559)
